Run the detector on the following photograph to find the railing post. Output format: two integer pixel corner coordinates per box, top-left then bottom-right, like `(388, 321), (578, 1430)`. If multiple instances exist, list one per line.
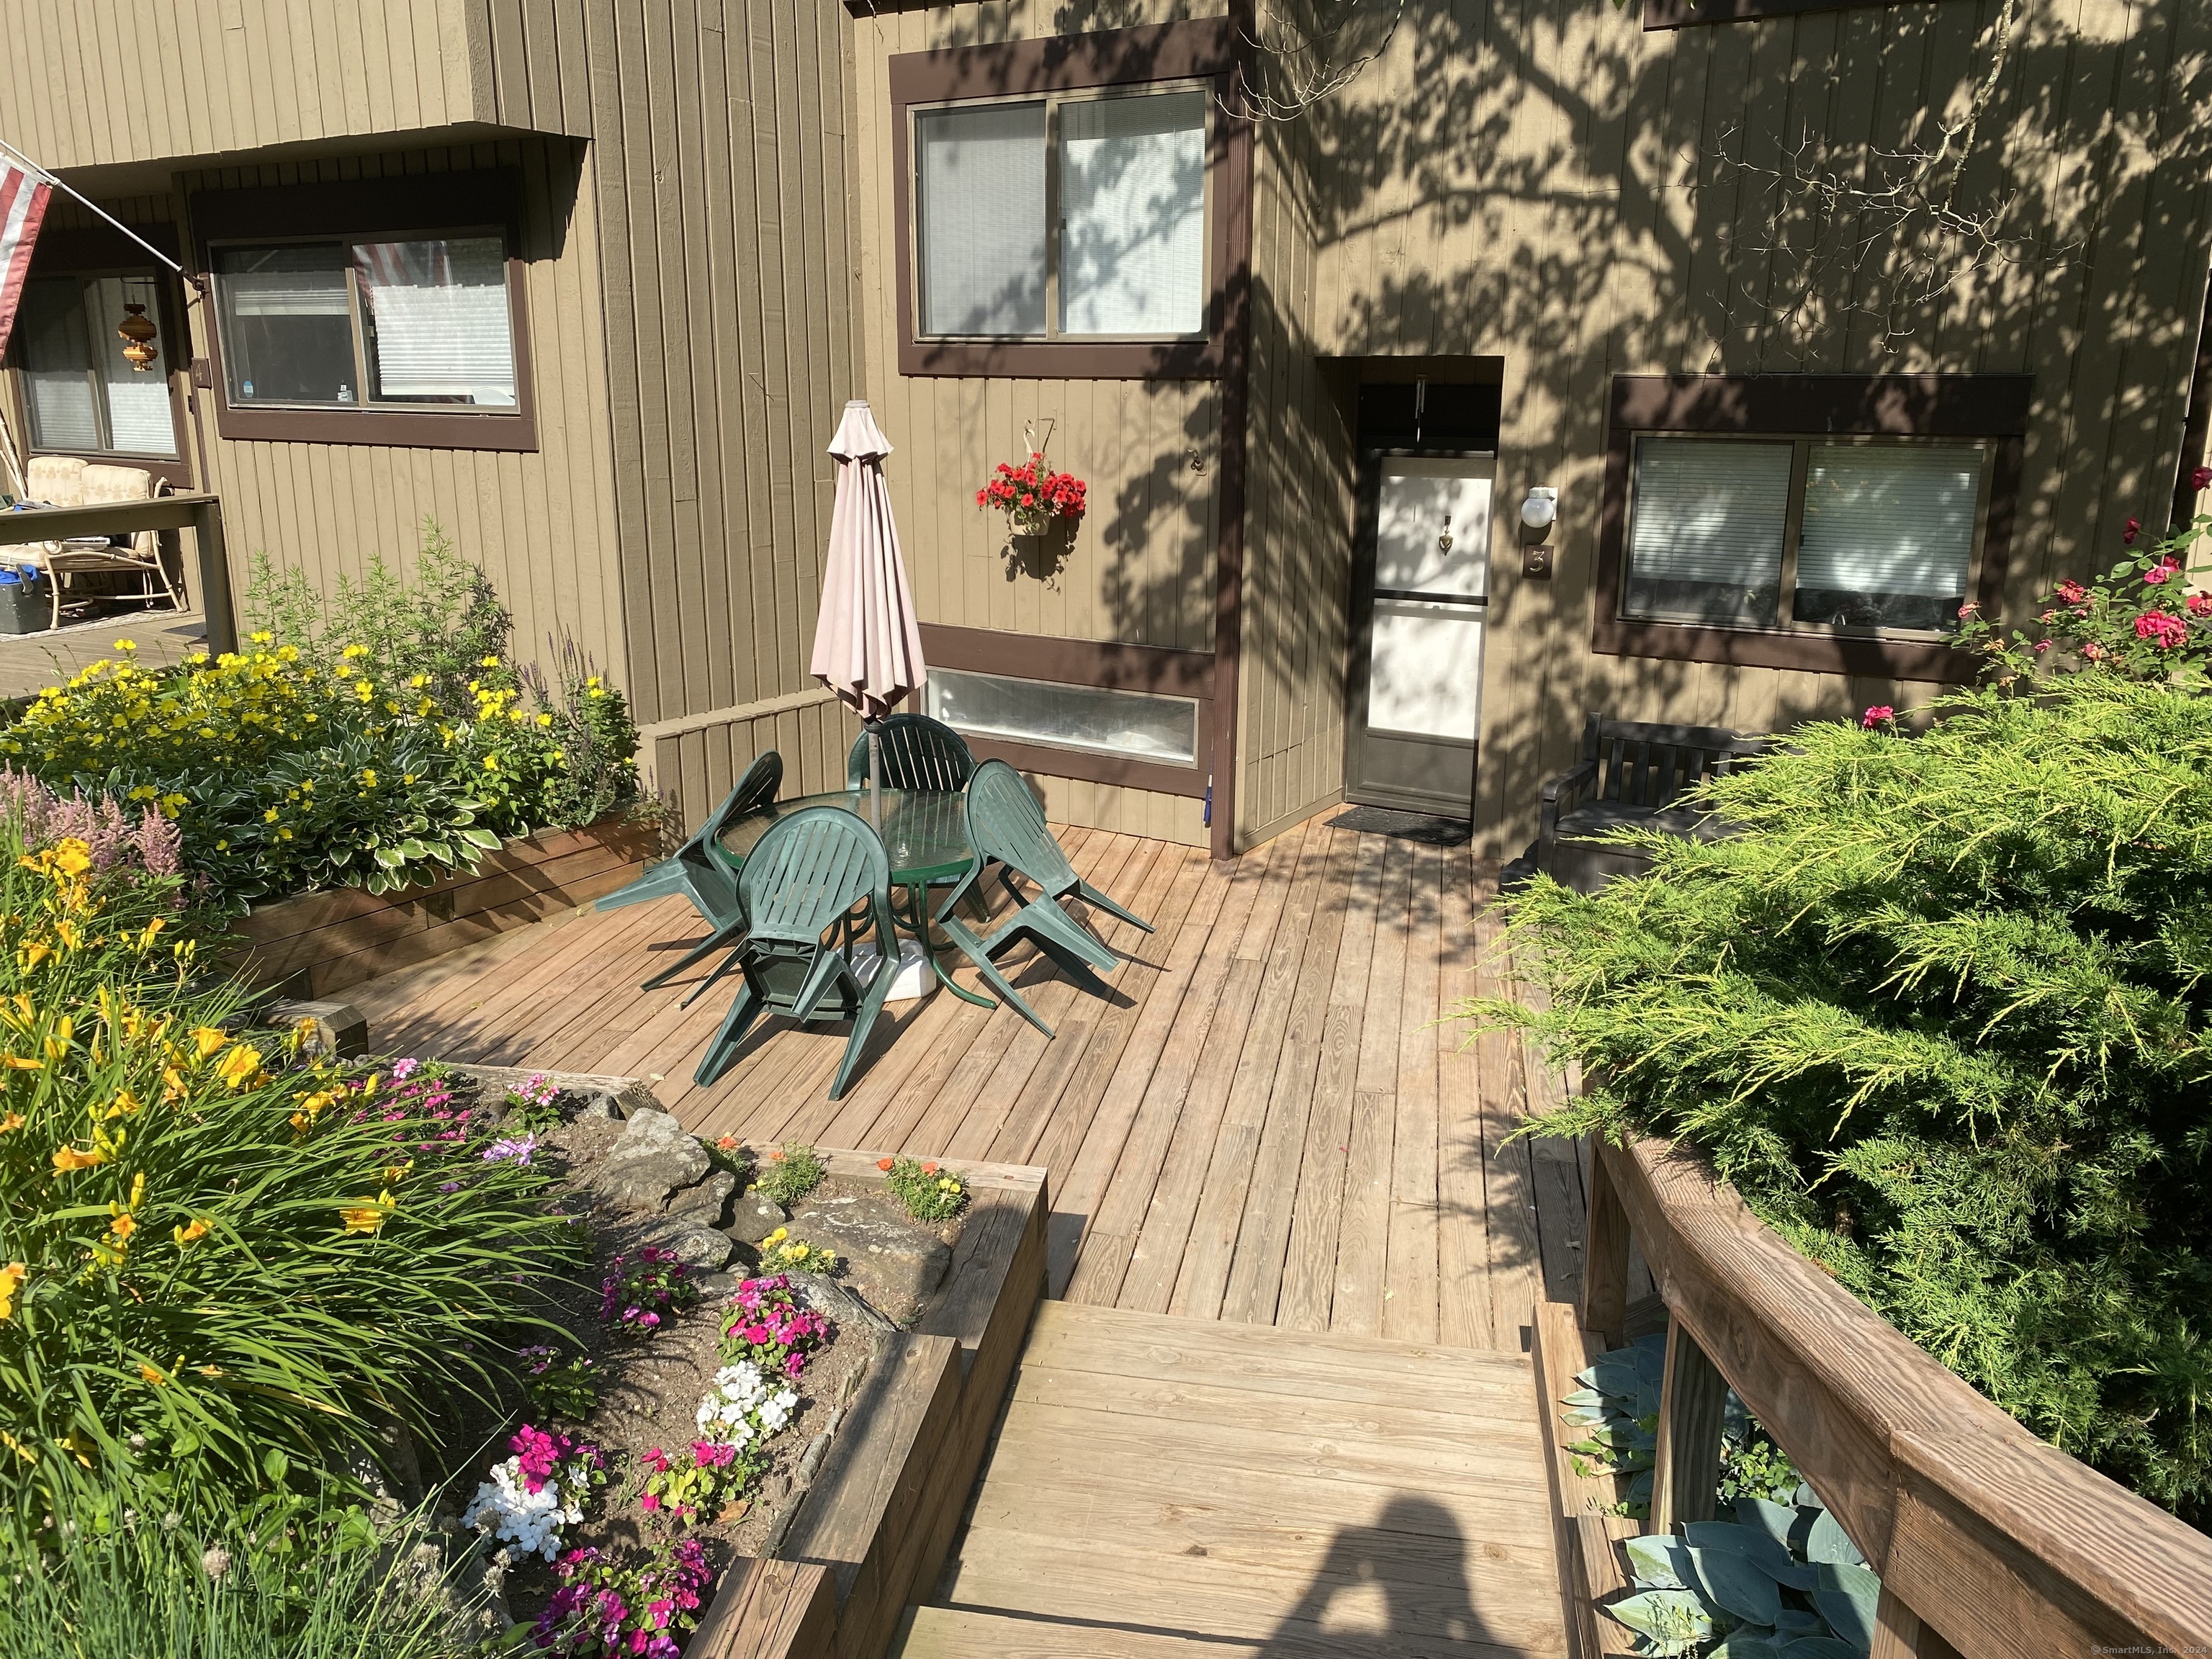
(1579, 1138), (1631, 1346)
(189, 496), (236, 655)
(1650, 1312), (1727, 1532)
(1870, 1582), (1962, 1659)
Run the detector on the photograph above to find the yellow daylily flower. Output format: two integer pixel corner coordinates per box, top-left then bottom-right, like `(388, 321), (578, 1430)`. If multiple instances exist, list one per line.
(51, 1145), (105, 1173)
(0, 1262), (24, 1321)
(191, 1028), (228, 1059)
(340, 1191), (397, 1236)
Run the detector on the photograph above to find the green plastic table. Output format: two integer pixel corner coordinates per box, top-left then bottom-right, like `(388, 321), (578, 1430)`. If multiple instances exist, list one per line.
(719, 788), (993, 1007)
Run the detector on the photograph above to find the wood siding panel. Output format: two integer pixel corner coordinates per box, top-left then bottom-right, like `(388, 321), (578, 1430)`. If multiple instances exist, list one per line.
(1246, 0), (2212, 861)
(142, 138), (626, 692)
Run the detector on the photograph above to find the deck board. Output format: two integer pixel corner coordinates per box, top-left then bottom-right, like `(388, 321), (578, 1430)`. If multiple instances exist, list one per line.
(347, 809), (1578, 1354)
(902, 1301), (1568, 1659)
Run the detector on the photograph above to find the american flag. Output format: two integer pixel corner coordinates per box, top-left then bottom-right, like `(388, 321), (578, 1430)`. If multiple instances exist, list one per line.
(0, 150), (50, 357)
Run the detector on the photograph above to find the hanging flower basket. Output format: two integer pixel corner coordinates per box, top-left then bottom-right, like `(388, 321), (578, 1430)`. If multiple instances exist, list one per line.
(976, 452), (1087, 539)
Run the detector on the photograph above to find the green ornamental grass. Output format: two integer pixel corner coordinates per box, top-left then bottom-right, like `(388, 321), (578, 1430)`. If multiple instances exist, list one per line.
(1463, 673), (2212, 1528)
(0, 817), (587, 1529)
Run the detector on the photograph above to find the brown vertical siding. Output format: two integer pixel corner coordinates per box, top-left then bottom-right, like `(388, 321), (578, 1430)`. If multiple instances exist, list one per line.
(538, 0), (867, 814)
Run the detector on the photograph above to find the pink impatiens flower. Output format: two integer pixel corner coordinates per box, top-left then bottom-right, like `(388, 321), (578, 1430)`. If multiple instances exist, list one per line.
(1861, 706), (1895, 729)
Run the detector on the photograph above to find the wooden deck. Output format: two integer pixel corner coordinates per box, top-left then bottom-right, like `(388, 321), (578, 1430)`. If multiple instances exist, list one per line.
(351, 809), (1592, 1657)
(899, 1301), (1568, 1658)
(350, 810), (1591, 1344)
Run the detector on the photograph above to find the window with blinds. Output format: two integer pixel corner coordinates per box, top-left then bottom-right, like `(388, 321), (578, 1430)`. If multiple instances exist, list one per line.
(17, 274), (180, 459)
(1793, 444), (1982, 631)
(912, 85), (1209, 341)
(1622, 438), (1793, 626)
(1620, 434), (1989, 639)
(212, 235), (519, 414)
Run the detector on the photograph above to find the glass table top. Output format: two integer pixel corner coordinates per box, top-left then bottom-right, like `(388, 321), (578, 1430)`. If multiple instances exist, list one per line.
(718, 788), (973, 886)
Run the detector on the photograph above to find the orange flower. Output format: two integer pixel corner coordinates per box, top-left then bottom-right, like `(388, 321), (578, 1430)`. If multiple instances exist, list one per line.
(922, 1161), (939, 1175)
(877, 1157), (894, 1171)
(51, 1145), (106, 1174)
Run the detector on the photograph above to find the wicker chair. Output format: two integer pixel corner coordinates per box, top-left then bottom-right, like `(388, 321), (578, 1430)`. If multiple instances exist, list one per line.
(19, 456), (186, 628)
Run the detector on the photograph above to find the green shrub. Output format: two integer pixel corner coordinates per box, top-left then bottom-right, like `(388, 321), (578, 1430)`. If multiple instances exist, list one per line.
(1462, 674), (2212, 1527)
(0, 816), (588, 1524)
(0, 524), (639, 906)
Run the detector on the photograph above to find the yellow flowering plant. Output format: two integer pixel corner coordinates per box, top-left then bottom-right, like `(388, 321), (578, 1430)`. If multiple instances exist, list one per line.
(0, 531), (639, 905)
(0, 816), (585, 1522)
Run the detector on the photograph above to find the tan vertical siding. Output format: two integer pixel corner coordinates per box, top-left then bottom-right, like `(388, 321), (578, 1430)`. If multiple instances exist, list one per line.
(1246, 0), (2212, 860)
(843, 0), (1229, 842)
(0, 0), (563, 171)
(140, 138), (626, 685)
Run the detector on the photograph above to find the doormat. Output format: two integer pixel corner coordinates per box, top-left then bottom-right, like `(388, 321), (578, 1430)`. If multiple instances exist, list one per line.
(1327, 805), (1472, 847)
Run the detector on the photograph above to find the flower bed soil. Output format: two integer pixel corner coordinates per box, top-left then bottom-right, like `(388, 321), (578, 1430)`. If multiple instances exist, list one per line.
(406, 1064), (1045, 1659)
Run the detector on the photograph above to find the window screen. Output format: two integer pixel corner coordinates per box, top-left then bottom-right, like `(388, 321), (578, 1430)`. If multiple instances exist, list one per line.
(355, 238), (517, 407)
(215, 244), (356, 405)
(1794, 444), (1981, 633)
(89, 277), (178, 453)
(18, 279), (99, 451)
(927, 668), (1198, 766)
(1622, 438), (1794, 628)
(17, 276), (179, 458)
(1058, 91), (1206, 336)
(916, 102), (1048, 337)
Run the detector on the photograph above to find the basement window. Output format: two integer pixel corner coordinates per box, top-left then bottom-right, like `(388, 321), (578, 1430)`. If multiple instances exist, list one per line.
(927, 668), (1200, 767)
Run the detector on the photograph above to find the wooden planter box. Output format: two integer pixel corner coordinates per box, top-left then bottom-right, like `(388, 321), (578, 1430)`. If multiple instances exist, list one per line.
(689, 1148), (1049, 1659)
(232, 816), (655, 997)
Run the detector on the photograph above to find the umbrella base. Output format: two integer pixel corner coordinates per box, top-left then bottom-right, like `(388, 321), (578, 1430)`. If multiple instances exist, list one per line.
(850, 935), (935, 1003)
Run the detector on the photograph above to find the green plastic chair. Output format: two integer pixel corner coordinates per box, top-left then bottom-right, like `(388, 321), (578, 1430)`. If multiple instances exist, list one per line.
(845, 713), (975, 791)
(932, 759), (1154, 1036)
(693, 806), (899, 1099)
(598, 750), (781, 919)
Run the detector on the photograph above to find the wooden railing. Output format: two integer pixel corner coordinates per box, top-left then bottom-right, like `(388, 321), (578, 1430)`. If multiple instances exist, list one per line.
(1561, 1136), (2212, 1659)
(0, 493), (235, 654)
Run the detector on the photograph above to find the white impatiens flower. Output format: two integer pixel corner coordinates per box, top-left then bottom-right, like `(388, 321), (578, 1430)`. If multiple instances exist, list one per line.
(695, 1361), (800, 1447)
(463, 1458), (585, 1561)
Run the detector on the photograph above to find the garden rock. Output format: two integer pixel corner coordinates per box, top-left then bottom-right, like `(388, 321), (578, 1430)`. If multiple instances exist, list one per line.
(726, 1193), (789, 1244)
(640, 1216), (737, 1272)
(666, 1169), (736, 1228)
(792, 1191), (953, 1308)
(591, 1107), (710, 1210)
(786, 1268), (897, 1333)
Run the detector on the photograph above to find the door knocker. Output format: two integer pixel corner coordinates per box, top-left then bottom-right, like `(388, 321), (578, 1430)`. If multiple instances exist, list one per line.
(1437, 523), (1455, 555)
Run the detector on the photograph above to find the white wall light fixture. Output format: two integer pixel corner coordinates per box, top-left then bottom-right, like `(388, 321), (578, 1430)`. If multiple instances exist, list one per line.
(1520, 485), (1559, 531)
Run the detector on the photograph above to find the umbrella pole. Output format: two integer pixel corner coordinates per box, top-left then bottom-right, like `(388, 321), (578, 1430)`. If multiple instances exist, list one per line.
(868, 720), (883, 831)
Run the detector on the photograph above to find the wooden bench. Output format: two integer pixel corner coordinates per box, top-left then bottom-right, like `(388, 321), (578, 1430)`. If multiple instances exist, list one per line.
(1536, 714), (1771, 894)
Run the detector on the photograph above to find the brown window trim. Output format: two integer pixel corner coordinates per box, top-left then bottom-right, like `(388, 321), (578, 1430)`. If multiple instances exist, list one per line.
(889, 19), (1244, 381)
(1642, 0), (1930, 30)
(10, 237), (196, 486)
(189, 171), (536, 452)
(1592, 374), (2033, 683)
(918, 621), (1214, 796)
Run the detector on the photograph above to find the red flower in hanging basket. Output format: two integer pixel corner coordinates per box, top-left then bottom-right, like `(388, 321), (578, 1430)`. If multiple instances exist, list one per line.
(977, 452), (1087, 536)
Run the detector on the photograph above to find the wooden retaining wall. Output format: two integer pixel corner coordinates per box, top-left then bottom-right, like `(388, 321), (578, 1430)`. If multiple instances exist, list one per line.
(1541, 1135), (2212, 1659)
(232, 817), (655, 997)
(691, 1148), (1050, 1659)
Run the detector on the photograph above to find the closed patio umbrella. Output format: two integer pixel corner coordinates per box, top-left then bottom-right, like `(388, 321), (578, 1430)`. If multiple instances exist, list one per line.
(811, 399), (927, 830)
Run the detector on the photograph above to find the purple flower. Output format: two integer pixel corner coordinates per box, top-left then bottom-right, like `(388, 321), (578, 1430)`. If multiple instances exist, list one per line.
(484, 1134), (537, 1166)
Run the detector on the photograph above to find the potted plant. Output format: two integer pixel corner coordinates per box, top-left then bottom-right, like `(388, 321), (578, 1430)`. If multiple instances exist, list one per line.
(976, 451), (1087, 540)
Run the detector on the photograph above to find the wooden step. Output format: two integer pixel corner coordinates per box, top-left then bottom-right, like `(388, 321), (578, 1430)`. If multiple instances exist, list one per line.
(905, 1302), (1569, 1659)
